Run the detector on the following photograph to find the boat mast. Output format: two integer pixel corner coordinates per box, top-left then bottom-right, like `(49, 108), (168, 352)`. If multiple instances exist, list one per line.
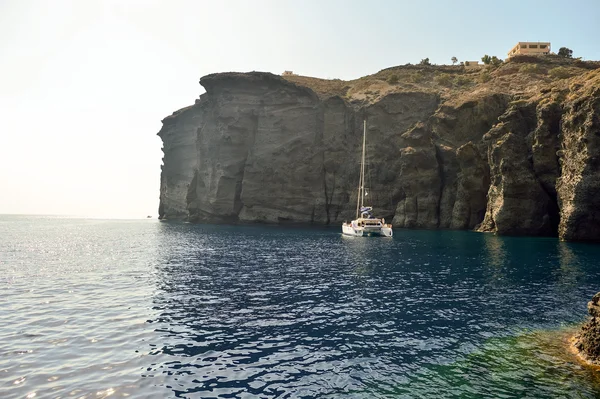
(361, 119), (367, 209)
(355, 119), (367, 219)
(355, 183), (360, 219)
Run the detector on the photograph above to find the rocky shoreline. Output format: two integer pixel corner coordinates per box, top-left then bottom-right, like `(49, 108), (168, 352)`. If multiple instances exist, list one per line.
(158, 55), (600, 242)
(572, 292), (600, 366)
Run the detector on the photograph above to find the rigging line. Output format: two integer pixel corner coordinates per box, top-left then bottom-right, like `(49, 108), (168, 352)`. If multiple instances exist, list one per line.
(364, 132), (373, 204)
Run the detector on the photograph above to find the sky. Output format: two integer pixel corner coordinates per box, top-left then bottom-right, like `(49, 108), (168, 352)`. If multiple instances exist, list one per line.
(1, 0), (599, 218)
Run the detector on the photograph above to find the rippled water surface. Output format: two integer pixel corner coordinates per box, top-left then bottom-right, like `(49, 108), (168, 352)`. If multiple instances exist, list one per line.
(3, 215), (600, 398)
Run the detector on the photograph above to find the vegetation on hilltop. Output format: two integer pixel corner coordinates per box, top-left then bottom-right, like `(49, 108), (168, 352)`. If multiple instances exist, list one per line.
(282, 55), (600, 106)
(481, 55), (503, 66)
(558, 47), (573, 58)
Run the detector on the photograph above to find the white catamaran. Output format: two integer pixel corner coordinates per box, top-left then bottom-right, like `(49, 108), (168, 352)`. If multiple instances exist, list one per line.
(342, 120), (393, 237)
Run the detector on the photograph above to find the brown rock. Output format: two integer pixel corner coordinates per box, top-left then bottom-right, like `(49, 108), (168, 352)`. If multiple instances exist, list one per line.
(557, 84), (600, 242)
(573, 292), (600, 364)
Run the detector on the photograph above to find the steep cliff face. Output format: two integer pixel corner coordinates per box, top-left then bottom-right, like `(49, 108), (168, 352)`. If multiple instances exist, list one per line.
(188, 73), (327, 224)
(391, 123), (441, 228)
(477, 102), (556, 236)
(557, 72), (600, 242)
(451, 142), (489, 230)
(158, 58), (600, 242)
(158, 104), (202, 219)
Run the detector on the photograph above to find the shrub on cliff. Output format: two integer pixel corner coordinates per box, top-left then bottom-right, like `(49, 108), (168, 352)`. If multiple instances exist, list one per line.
(519, 64), (545, 75)
(495, 64), (520, 76)
(434, 73), (452, 87)
(419, 58), (431, 66)
(548, 66), (575, 79)
(479, 71), (492, 83)
(387, 74), (399, 84)
(453, 75), (471, 86)
(409, 71), (425, 83)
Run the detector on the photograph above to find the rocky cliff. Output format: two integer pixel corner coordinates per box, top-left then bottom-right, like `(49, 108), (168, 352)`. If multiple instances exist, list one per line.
(158, 55), (600, 242)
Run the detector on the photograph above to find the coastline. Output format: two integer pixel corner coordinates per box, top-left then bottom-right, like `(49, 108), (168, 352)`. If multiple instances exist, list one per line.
(568, 334), (600, 369)
(568, 292), (600, 369)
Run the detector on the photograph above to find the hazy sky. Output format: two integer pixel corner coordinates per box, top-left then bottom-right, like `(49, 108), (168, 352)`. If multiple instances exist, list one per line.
(1, 0), (599, 218)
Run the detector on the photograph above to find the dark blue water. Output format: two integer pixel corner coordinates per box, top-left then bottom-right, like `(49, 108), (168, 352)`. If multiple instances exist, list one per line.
(2, 215), (600, 398)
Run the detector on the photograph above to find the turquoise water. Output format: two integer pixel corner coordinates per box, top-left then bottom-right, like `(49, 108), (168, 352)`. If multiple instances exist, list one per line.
(2, 215), (600, 398)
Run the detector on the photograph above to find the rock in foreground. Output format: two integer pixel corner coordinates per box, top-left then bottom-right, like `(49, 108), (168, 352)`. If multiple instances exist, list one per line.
(573, 292), (600, 365)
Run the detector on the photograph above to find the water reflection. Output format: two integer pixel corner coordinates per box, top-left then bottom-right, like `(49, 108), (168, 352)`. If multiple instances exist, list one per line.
(482, 233), (507, 286)
(554, 242), (583, 292)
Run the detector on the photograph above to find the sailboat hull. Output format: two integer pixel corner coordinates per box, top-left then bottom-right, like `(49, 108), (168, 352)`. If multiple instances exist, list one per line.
(342, 223), (393, 237)
(381, 226), (393, 237)
(342, 223), (364, 236)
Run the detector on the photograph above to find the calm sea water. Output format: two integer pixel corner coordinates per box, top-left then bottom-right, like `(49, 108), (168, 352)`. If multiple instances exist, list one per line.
(2, 215), (600, 398)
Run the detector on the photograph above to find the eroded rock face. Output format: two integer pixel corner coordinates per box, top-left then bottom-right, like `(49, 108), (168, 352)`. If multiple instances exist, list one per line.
(392, 123), (441, 228)
(366, 94), (440, 225)
(573, 292), (600, 364)
(478, 130), (554, 235)
(193, 73), (327, 224)
(157, 69), (600, 242)
(451, 142), (489, 230)
(158, 104), (202, 220)
(532, 101), (561, 197)
(475, 100), (564, 236)
(431, 93), (510, 146)
(557, 86), (600, 242)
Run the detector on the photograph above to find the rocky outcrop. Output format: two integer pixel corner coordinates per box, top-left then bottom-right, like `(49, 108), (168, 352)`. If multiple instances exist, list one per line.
(573, 292), (600, 365)
(477, 102), (555, 236)
(191, 73), (327, 224)
(157, 63), (600, 242)
(158, 104), (202, 220)
(431, 93), (510, 146)
(478, 130), (554, 235)
(392, 123), (441, 228)
(557, 81), (600, 242)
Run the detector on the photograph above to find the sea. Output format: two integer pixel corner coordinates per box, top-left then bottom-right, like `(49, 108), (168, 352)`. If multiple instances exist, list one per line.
(2, 214), (600, 398)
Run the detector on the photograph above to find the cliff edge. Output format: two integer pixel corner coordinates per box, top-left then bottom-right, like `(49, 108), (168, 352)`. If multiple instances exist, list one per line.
(158, 56), (600, 242)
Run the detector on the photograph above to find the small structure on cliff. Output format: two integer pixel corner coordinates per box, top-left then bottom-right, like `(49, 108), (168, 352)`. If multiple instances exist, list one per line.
(507, 42), (551, 58)
(573, 292), (600, 365)
(282, 70), (295, 76)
